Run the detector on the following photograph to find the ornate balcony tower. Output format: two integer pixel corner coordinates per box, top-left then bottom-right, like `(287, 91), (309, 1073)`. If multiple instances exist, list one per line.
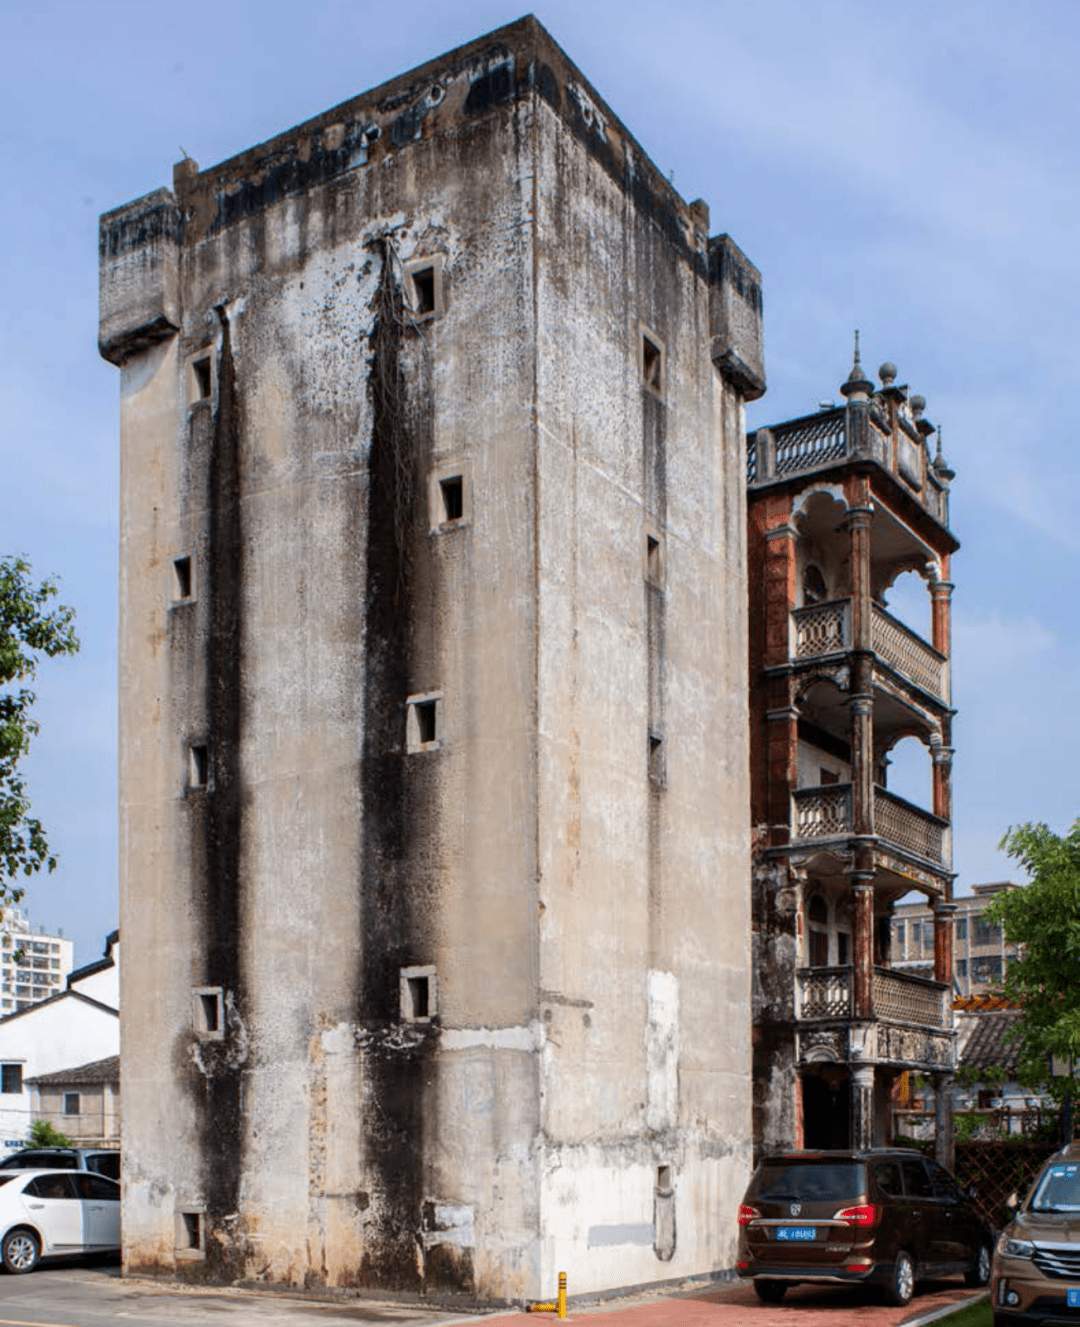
(747, 343), (958, 1162)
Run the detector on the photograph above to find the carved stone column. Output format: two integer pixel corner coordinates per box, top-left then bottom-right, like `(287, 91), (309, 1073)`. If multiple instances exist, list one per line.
(851, 1064), (876, 1150)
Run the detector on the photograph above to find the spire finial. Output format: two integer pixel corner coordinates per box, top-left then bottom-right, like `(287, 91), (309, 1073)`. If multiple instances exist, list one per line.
(840, 329), (874, 399)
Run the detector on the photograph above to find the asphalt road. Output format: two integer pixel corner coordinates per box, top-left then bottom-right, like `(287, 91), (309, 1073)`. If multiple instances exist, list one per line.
(0, 1264), (480, 1327)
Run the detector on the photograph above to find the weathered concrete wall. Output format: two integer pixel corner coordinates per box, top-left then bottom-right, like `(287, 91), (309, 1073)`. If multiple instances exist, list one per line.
(529, 83), (752, 1291)
(103, 16), (759, 1302)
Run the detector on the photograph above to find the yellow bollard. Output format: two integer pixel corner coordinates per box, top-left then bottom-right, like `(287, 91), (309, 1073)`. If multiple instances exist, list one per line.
(557, 1271), (567, 1319)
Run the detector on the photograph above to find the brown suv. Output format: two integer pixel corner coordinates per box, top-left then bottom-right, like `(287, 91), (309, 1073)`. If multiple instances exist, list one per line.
(992, 1141), (1080, 1327)
(737, 1149), (993, 1305)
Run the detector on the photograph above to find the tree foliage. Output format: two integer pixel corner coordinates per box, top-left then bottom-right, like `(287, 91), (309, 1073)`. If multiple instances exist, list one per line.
(27, 1119), (73, 1148)
(986, 819), (1080, 1066)
(0, 557), (78, 905)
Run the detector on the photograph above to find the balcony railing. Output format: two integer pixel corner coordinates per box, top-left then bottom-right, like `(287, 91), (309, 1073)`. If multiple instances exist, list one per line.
(791, 785), (946, 866)
(797, 966), (950, 1029)
(793, 599), (850, 657)
(792, 785), (853, 839)
(871, 604), (946, 699)
(797, 967), (852, 1019)
(874, 787), (946, 865)
(872, 967), (950, 1029)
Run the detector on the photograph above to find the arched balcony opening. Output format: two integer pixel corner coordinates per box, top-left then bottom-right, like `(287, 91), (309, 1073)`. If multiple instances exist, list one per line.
(881, 568), (932, 643)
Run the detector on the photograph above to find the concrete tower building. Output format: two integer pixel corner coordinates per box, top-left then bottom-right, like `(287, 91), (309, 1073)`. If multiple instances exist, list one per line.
(98, 18), (764, 1299)
(746, 348), (958, 1161)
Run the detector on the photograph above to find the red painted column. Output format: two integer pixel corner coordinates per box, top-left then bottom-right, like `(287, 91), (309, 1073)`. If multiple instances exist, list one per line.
(852, 878), (875, 1019)
(933, 900), (955, 984)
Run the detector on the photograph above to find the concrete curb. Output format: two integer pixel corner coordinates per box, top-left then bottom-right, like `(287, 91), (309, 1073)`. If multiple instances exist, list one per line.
(901, 1292), (989, 1327)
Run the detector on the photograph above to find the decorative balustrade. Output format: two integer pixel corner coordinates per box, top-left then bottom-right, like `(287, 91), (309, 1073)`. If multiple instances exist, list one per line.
(793, 599), (850, 658)
(874, 787), (946, 864)
(872, 967), (950, 1029)
(792, 785), (853, 840)
(871, 604), (946, 699)
(797, 967), (852, 1020)
(773, 411), (848, 476)
(746, 435), (758, 483)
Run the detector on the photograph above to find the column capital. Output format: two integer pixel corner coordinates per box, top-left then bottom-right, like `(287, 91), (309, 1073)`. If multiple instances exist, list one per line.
(930, 580), (955, 599)
(932, 745), (955, 767)
(766, 706), (800, 723)
(852, 1064), (875, 1088)
(932, 900), (958, 918)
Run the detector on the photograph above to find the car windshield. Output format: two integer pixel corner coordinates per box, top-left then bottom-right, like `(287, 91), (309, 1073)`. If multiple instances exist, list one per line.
(1030, 1162), (1080, 1212)
(753, 1161), (865, 1202)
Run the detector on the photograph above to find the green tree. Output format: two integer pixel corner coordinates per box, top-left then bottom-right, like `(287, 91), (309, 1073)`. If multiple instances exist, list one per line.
(27, 1119), (72, 1148)
(0, 557), (78, 906)
(986, 819), (1080, 1066)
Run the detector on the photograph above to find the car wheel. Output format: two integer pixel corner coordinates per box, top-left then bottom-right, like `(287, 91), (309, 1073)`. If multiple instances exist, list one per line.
(754, 1279), (788, 1304)
(1, 1227), (41, 1275)
(966, 1243), (991, 1287)
(884, 1250), (915, 1306)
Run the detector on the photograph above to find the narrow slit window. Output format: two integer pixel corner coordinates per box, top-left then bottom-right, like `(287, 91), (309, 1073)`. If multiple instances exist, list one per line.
(645, 530), (665, 586)
(191, 356), (212, 401)
(648, 732), (665, 787)
(440, 475), (464, 522)
(400, 965), (437, 1022)
(173, 556), (193, 601)
(189, 744), (209, 788)
(657, 1165), (672, 1191)
(641, 333), (664, 393)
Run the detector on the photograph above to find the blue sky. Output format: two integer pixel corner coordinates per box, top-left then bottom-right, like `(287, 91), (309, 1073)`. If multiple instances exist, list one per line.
(2, 0), (1077, 961)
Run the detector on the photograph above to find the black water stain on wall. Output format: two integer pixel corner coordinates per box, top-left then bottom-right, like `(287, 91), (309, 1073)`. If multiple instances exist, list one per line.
(644, 382), (668, 963)
(184, 304), (247, 1281)
(355, 241), (454, 1292)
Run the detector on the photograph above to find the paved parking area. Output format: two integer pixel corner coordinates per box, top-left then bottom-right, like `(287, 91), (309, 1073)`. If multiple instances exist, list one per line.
(482, 1278), (983, 1327)
(0, 1265), (983, 1327)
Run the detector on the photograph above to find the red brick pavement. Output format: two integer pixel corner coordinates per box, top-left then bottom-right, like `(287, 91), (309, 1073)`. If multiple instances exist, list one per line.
(481, 1278), (984, 1327)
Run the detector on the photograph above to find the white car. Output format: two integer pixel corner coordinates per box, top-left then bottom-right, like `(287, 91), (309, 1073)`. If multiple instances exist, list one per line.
(0, 1168), (120, 1273)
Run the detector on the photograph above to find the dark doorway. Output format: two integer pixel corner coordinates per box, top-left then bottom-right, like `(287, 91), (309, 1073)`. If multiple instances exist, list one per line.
(803, 1070), (851, 1149)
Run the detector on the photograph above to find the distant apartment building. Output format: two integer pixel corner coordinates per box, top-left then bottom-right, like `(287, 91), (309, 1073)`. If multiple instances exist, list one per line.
(0, 910), (74, 1016)
(890, 883), (1019, 996)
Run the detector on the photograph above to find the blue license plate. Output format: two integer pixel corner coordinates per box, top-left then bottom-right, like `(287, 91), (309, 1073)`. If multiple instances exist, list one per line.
(777, 1226), (816, 1241)
(1067, 1289), (1080, 1308)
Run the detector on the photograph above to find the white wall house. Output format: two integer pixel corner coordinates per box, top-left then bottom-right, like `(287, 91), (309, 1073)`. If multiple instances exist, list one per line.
(0, 933), (119, 1150)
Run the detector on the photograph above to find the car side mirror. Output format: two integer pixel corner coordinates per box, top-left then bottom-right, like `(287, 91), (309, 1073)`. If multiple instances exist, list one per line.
(1005, 1191), (1019, 1211)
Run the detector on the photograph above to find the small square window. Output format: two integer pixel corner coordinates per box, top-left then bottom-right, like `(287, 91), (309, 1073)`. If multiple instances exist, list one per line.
(63, 1092), (80, 1117)
(429, 462), (471, 531)
(192, 986), (224, 1040)
(175, 1207), (206, 1259)
(189, 744), (209, 789)
(640, 328), (665, 395)
(405, 256), (443, 320)
(1, 1064), (23, 1094)
(400, 965), (437, 1023)
(439, 476), (464, 522)
(406, 693), (442, 752)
